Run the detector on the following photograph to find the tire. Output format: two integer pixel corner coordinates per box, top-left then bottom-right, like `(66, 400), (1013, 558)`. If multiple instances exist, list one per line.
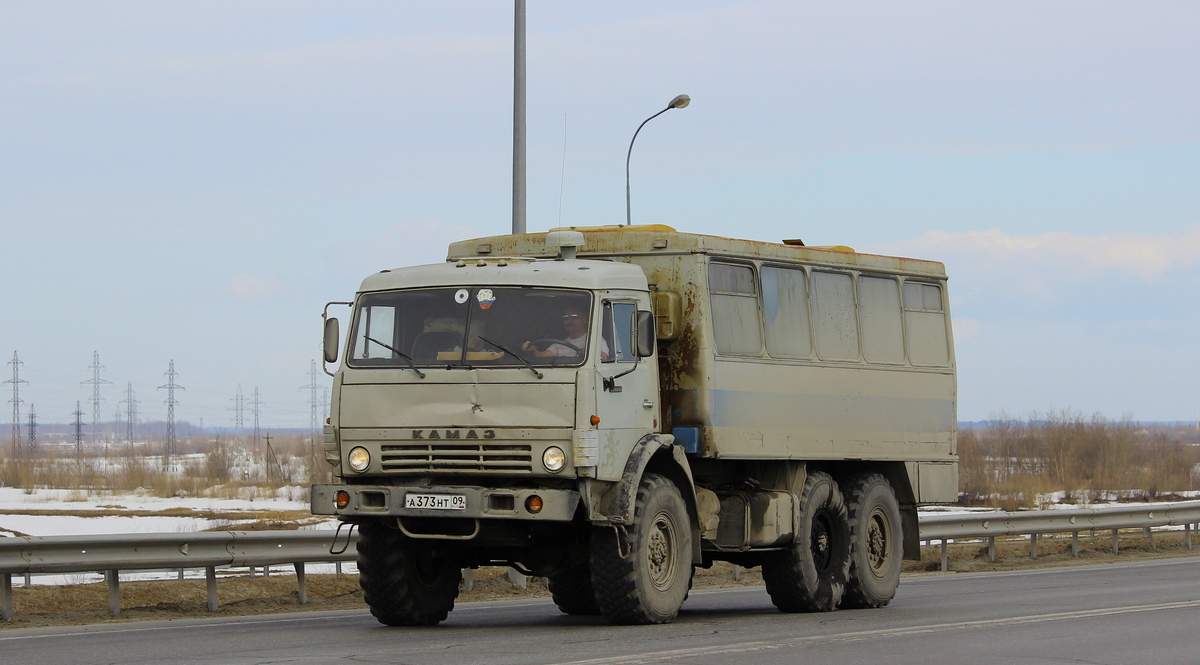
(840, 473), (903, 609)
(762, 471), (850, 613)
(546, 569), (601, 615)
(356, 521), (461, 626)
(590, 473), (693, 625)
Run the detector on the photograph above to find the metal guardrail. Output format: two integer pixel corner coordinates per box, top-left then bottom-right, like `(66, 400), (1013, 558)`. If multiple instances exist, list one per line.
(0, 530), (359, 620)
(3, 499), (1200, 621)
(919, 499), (1200, 571)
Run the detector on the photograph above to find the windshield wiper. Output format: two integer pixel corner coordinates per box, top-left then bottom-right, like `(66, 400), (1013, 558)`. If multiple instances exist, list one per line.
(477, 337), (543, 379)
(364, 336), (426, 378)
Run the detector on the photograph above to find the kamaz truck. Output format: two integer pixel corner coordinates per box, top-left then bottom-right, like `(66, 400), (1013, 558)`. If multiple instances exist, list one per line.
(312, 225), (957, 625)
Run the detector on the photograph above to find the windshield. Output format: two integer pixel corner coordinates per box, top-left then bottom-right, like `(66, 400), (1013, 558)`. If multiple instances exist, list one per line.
(348, 287), (594, 368)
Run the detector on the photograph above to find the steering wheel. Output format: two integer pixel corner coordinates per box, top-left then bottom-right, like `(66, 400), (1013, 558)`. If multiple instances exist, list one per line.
(528, 338), (582, 355)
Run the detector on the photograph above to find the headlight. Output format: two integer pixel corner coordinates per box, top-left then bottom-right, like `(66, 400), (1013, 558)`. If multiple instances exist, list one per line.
(347, 447), (371, 473)
(542, 446), (566, 472)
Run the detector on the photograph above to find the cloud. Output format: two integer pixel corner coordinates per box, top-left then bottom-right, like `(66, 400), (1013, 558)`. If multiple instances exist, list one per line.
(224, 274), (282, 300)
(872, 224), (1200, 282)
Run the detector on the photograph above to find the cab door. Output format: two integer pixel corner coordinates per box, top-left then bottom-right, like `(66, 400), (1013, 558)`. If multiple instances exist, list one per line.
(593, 293), (659, 481)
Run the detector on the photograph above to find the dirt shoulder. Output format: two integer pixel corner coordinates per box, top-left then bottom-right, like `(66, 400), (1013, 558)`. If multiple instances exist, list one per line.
(4, 529), (1199, 630)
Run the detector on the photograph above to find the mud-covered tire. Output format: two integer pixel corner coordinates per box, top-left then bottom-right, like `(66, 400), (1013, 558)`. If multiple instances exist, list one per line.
(840, 473), (903, 609)
(590, 473), (693, 625)
(356, 521), (461, 626)
(762, 471), (850, 612)
(546, 570), (601, 615)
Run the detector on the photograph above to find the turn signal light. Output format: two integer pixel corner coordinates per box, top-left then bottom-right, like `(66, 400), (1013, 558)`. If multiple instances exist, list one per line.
(526, 495), (544, 514)
(590, 415), (601, 426)
(335, 490), (350, 509)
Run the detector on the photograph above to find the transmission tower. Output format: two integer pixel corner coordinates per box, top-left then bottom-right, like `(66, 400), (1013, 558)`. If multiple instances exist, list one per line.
(230, 385), (245, 446)
(72, 401), (85, 454)
(301, 360), (322, 454)
(251, 386), (263, 452)
(120, 383), (139, 445)
(158, 360), (184, 466)
(27, 404), (37, 454)
(81, 351), (110, 448)
(5, 351), (27, 457)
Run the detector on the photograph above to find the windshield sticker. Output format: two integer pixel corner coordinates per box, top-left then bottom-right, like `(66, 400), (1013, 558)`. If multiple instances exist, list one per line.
(476, 288), (496, 310)
(454, 289), (469, 304)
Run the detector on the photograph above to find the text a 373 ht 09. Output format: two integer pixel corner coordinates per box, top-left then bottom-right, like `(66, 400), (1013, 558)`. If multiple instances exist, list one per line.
(312, 225), (957, 626)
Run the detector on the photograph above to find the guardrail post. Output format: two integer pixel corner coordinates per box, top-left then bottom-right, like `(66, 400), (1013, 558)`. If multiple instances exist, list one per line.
(1029, 534), (1039, 558)
(295, 563), (307, 604)
(1187, 523), (1194, 550)
(336, 562), (343, 575)
(1071, 531), (1079, 557)
(1, 573), (12, 621)
(462, 568), (474, 591)
(206, 566), (218, 612)
(178, 568), (185, 580)
(1143, 527), (1155, 550)
(507, 567), (528, 588)
(106, 570), (120, 617)
(940, 540), (948, 572)
(1112, 529), (1120, 554)
(732, 565), (742, 581)
(987, 536), (995, 562)
(23, 573), (30, 586)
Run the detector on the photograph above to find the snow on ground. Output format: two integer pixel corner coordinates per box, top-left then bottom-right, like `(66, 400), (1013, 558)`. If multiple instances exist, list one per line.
(0, 486), (336, 537)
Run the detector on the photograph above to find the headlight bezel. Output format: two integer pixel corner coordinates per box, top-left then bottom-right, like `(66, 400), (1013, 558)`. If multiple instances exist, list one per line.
(347, 446), (371, 473)
(542, 446), (566, 473)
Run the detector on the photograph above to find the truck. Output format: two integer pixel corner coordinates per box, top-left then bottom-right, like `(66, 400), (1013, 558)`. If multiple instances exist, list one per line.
(312, 224), (957, 626)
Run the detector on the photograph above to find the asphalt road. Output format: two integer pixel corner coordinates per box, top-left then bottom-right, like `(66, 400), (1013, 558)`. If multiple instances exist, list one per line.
(4, 558), (1199, 665)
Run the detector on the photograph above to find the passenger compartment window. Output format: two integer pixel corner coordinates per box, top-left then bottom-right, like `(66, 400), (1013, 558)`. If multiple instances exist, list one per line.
(904, 282), (950, 367)
(760, 266), (812, 358)
(811, 271), (860, 361)
(708, 262), (763, 356)
(858, 275), (904, 364)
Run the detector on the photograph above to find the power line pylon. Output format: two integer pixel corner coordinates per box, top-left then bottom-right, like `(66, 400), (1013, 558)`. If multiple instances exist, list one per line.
(301, 360), (322, 455)
(27, 404), (37, 454)
(230, 385), (245, 447)
(158, 360), (184, 467)
(251, 387), (263, 453)
(5, 351), (27, 458)
(81, 351), (110, 448)
(120, 383), (139, 445)
(72, 401), (85, 454)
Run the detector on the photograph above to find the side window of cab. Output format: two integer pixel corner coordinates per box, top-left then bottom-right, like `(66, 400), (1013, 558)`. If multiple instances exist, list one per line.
(601, 301), (636, 363)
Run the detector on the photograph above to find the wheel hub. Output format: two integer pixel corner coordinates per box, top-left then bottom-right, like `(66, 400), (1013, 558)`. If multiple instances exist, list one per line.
(647, 510), (677, 591)
(866, 507), (890, 576)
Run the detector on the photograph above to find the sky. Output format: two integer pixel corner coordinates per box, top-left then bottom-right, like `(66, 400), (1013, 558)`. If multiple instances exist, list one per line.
(2, 1), (1199, 430)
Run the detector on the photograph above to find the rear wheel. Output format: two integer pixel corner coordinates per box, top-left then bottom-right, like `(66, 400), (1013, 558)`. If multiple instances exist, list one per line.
(546, 569), (601, 615)
(840, 473), (902, 609)
(590, 473), (693, 625)
(762, 471), (850, 612)
(357, 520), (461, 626)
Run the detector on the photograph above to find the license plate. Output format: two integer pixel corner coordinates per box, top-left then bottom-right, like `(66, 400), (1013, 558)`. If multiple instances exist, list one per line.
(405, 493), (467, 511)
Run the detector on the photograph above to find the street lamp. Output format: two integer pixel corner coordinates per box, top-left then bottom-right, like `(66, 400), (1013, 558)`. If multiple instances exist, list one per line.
(625, 94), (690, 227)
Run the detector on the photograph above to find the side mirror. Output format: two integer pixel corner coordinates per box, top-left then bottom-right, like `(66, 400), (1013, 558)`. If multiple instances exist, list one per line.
(635, 310), (655, 358)
(323, 317), (340, 364)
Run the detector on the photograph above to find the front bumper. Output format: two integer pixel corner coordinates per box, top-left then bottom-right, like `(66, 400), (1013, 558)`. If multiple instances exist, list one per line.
(311, 483), (581, 522)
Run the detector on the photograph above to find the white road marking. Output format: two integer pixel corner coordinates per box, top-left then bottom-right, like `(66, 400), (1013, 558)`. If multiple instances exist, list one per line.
(551, 599), (1200, 665)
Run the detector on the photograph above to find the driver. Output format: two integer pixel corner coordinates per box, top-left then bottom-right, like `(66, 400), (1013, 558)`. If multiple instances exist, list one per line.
(522, 305), (609, 360)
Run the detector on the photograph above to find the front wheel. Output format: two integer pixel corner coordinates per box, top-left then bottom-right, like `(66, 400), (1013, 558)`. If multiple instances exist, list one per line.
(762, 471), (850, 612)
(357, 521), (461, 626)
(840, 473), (903, 608)
(590, 473), (693, 625)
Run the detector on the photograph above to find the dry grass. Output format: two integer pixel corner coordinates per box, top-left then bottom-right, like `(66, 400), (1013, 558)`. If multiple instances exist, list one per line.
(959, 413), (1200, 509)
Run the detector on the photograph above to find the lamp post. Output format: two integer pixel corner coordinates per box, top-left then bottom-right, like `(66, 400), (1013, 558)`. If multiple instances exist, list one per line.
(625, 94), (690, 227)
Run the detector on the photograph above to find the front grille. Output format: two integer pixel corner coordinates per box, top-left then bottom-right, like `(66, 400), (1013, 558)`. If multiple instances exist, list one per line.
(380, 443), (533, 473)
